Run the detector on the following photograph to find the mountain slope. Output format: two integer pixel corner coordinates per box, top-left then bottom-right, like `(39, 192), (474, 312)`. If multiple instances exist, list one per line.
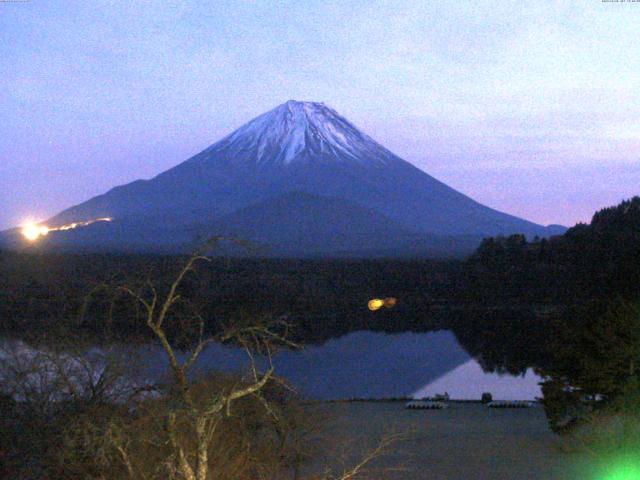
(191, 191), (481, 257)
(201, 191), (418, 255)
(7, 100), (563, 256)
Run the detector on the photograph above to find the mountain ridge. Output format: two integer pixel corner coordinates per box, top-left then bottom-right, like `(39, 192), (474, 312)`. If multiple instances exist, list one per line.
(4, 100), (565, 256)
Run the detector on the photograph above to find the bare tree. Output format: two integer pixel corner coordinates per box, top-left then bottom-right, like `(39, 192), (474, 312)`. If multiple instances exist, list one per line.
(313, 431), (406, 480)
(0, 246), (404, 479)
(119, 252), (298, 480)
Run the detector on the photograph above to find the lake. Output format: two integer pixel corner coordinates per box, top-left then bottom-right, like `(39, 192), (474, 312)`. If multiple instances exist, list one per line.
(302, 402), (581, 480)
(1, 330), (543, 401)
(136, 330), (544, 401)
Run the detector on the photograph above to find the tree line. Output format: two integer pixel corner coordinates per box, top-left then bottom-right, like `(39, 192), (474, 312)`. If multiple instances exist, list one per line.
(460, 197), (640, 445)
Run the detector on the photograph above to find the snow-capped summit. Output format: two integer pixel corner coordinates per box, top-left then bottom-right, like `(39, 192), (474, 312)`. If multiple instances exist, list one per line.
(200, 100), (397, 167)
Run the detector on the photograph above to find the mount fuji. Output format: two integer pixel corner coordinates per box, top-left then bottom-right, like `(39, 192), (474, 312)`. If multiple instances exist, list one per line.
(4, 100), (564, 257)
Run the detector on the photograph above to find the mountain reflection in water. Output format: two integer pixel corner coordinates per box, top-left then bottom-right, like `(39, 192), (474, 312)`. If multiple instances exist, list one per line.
(139, 330), (539, 400)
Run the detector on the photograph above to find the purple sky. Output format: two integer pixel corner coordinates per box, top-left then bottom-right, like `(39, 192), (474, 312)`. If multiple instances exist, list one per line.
(1, 1), (639, 230)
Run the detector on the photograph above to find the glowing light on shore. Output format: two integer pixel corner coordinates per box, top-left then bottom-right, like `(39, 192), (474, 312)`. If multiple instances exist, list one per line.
(368, 297), (397, 311)
(21, 217), (112, 242)
(368, 299), (384, 311)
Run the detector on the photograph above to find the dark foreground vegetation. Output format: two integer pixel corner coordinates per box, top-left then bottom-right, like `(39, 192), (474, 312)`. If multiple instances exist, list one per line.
(465, 198), (640, 433)
(0, 254), (400, 479)
(463, 197), (640, 471)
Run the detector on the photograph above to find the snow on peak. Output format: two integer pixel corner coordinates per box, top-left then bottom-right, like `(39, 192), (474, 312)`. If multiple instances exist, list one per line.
(205, 100), (398, 167)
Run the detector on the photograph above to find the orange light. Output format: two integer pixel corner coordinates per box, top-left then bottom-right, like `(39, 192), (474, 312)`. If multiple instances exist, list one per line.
(21, 223), (49, 241)
(21, 217), (113, 242)
(384, 297), (397, 308)
(368, 299), (384, 311)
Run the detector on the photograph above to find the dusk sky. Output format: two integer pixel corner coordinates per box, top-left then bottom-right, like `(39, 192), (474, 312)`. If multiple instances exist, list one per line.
(2, 0), (639, 230)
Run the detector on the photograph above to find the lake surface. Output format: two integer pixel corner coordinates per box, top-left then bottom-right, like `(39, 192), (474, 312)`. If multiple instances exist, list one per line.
(413, 360), (542, 401)
(138, 330), (543, 401)
(1, 330), (543, 401)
